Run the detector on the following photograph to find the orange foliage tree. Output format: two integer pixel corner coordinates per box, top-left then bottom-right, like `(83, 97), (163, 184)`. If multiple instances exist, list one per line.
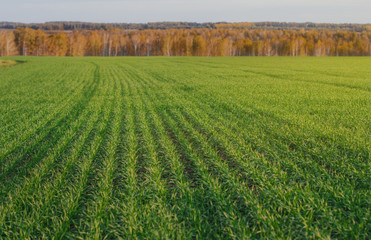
(4, 27), (371, 57)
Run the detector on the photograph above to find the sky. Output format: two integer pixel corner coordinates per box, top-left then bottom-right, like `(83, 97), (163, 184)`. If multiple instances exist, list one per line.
(0, 0), (370, 24)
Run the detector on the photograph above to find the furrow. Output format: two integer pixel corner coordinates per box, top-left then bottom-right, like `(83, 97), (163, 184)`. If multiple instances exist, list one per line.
(0, 64), (98, 176)
(64, 64), (117, 238)
(84, 66), (124, 239)
(0, 63), (86, 135)
(0, 64), (104, 239)
(51, 66), (116, 239)
(111, 66), (140, 238)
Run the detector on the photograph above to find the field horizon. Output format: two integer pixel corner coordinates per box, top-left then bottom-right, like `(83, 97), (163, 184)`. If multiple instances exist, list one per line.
(0, 56), (370, 239)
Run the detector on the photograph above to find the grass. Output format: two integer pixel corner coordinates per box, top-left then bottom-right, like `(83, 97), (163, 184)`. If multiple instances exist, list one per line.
(0, 56), (370, 239)
(0, 60), (16, 67)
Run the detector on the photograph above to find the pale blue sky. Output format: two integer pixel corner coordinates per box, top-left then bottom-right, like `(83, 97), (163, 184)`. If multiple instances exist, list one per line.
(0, 0), (370, 23)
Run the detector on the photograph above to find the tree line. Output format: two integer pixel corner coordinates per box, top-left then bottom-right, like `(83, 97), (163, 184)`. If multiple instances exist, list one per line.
(1, 27), (370, 57)
(1, 21), (370, 31)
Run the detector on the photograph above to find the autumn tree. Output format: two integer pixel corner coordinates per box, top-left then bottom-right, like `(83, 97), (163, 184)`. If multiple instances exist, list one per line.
(130, 33), (141, 56)
(192, 35), (206, 56)
(0, 31), (17, 56)
(87, 30), (103, 56)
(13, 27), (29, 56)
(68, 31), (87, 56)
(47, 33), (68, 56)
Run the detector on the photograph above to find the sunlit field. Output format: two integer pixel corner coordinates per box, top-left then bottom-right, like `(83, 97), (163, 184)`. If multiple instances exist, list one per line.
(0, 57), (369, 239)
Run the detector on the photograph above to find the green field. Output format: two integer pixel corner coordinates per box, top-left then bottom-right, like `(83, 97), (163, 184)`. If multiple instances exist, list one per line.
(0, 57), (370, 239)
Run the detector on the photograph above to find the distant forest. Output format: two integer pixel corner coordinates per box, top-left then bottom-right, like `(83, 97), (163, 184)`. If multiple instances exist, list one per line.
(1, 21), (371, 31)
(0, 22), (370, 56)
